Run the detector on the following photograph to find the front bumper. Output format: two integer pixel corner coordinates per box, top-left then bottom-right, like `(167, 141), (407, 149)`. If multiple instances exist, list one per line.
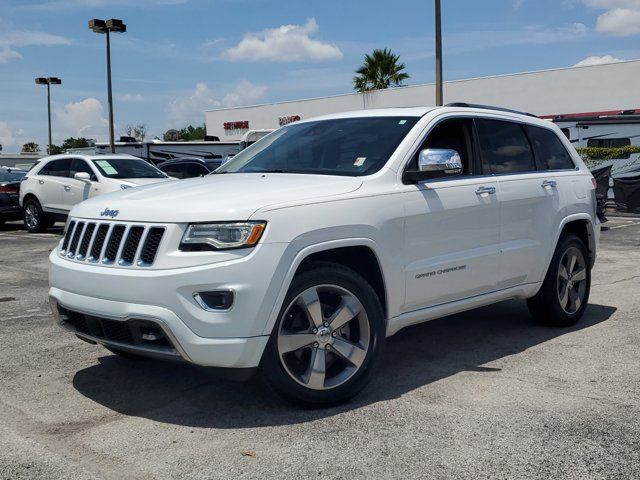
(49, 290), (269, 368)
(48, 240), (291, 368)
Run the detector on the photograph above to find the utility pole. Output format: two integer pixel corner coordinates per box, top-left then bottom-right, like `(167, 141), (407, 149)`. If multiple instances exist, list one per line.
(435, 0), (443, 106)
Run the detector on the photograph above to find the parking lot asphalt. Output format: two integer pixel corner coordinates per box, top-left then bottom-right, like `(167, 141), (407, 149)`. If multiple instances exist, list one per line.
(0, 218), (639, 480)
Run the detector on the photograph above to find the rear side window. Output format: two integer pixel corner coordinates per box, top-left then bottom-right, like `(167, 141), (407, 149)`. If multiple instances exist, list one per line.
(476, 119), (535, 174)
(526, 125), (575, 170)
(38, 158), (71, 177)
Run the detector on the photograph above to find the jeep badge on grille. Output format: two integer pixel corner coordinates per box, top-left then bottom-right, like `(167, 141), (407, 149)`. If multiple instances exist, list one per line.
(100, 208), (119, 218)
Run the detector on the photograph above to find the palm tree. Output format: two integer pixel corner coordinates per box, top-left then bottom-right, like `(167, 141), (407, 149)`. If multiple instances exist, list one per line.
(353, 48), (410, 92)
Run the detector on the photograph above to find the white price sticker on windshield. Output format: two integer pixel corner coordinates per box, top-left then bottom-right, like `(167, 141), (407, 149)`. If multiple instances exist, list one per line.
(96, 160), (118, 175)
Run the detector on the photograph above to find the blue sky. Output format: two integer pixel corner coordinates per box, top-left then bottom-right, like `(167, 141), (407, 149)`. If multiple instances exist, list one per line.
(1, 0), (639, 150)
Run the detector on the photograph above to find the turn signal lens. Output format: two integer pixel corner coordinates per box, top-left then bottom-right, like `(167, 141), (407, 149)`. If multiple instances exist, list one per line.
(181, 221), (267, 250)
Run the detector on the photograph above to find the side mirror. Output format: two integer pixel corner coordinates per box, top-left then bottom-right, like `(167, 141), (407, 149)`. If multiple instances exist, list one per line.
(404, 148), (463, 183)
(74, 172), (91, 182)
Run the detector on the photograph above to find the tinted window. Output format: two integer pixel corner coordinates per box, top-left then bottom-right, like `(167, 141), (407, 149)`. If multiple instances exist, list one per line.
(526, 125), (575, 170)
(560, 128), (571, 140)
(184, 163), (208, 178)
(476, 119), (535, 174)
(218, 117), (419, 177)
(0, 169), (26, 182)
(70, 159), (98, 180)
(92, 158), (167, 179)
(587, 138), (631, 148)
(413, 118), (474, 174)
(159, 163), (187, 179)
(38, 158), (71, 177)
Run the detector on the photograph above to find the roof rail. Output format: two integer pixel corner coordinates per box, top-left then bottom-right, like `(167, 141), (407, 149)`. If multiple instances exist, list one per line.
(445, 102), (537, 118)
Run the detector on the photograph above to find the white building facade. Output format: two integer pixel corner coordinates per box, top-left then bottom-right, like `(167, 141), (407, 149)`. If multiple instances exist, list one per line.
(206, 60), (640, 141)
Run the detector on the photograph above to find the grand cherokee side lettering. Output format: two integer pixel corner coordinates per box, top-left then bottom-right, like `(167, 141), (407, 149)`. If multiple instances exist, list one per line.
(415, 264), (467, 279)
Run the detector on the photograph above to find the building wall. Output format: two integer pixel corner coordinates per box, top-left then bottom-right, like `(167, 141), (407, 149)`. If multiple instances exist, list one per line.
(206, 60), (640, 140)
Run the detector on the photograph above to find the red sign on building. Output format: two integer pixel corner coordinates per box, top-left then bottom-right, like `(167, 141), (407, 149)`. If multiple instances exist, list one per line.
(224, 120), (249, 131)
(278, 115), (301, 126)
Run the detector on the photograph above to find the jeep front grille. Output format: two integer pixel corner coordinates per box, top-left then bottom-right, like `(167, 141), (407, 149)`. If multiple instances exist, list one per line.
(60, 219), (165, 267)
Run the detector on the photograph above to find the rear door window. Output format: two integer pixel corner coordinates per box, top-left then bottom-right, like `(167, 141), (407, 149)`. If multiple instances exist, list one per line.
(476, 119), (535, 174)
(38, 158), (71, 177)
(526, 125), (575, 170)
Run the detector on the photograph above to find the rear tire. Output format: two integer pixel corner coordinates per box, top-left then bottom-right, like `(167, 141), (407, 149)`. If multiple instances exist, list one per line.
(23, 198), (50, 233)
(527, 234), (591, 327)
(261, 262), (385, 407)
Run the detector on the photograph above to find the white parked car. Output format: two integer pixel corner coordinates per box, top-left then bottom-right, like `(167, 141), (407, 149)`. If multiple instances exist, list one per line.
(19, 154), (172, 232)
(48, 105), (600, 406)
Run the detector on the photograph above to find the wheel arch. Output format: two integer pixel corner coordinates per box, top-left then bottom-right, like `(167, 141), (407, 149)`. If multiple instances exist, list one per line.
(21, 192), (40, 206)
(541, 214), (597, 284)
(262, 239), (389, 337)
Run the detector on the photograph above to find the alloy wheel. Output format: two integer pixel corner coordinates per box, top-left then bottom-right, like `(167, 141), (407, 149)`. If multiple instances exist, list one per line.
(277, 284), (370, 390)
(557, 246), (587, 314)
(25, 203), (39, 230)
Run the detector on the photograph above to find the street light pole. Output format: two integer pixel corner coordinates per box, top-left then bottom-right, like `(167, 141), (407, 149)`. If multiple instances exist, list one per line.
(35, 77), (62, 155)
(435, 0), (443, 106)
(89, 18), (126, 154)
(46, 82), (52, 154)
(105, 29), (115, 153)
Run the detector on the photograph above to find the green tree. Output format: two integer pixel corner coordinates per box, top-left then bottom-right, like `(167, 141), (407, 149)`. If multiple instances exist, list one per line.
(163, 124), (207, 141)
(61, 137), (91, 150)
(353, 48), (410, 92)
(21, 142), (40, 153)
(49, 144), (64, 155)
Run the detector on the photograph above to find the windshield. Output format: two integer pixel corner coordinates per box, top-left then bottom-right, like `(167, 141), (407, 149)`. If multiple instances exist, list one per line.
(217, 116), (419, 177)
(0, 170), (26, 182)
(91, 158), (167, 179)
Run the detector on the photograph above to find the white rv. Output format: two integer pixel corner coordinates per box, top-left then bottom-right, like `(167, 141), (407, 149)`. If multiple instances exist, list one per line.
(95, 130), (274, 165)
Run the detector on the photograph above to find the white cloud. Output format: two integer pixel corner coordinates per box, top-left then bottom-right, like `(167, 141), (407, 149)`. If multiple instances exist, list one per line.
(0, 121), (17, 148)
(574, 54), (626, 66)
(584, 0), (640, 35)
(166, 80), (268, 126)
(224, 18), (343, 62)
(0, 29), (71, 64)
(222, 80), (268, 107)
(55, 98), (109, 141)
(513, 0), (526, 9)
(118, 93), (144, 102)
(0, 48), (22, 64)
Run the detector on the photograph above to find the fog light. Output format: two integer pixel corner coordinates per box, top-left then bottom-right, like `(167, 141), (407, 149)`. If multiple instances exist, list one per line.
(194, 290), (234, 311)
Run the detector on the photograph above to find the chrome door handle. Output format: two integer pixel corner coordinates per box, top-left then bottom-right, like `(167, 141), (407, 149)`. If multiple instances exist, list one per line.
(64, 185), (71, 191)
(542, 180), (557, 188)
(475, 186), (496, 195)
(38, 179), (44, 184)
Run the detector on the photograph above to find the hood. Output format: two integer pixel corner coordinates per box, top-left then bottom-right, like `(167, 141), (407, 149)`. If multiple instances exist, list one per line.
(120, 177), (176, 187)
(71, 173), (363, 222)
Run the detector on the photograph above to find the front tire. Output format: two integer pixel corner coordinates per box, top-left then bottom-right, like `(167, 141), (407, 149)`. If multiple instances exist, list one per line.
(527, 234), (591, 327)
(23, 198), (50, 233)
(261, 262), (385, 407)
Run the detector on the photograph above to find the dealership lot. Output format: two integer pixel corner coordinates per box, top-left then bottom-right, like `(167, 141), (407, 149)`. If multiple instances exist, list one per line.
(1, 218), (639, 479)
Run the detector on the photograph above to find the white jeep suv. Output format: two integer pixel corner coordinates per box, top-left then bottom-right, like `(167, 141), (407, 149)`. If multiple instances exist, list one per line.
(49, 105), (599, 406)
(19, 154), (171, 233)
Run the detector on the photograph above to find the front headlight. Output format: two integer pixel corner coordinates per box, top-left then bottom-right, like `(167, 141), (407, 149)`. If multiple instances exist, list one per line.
(180, 221), (266, 251)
